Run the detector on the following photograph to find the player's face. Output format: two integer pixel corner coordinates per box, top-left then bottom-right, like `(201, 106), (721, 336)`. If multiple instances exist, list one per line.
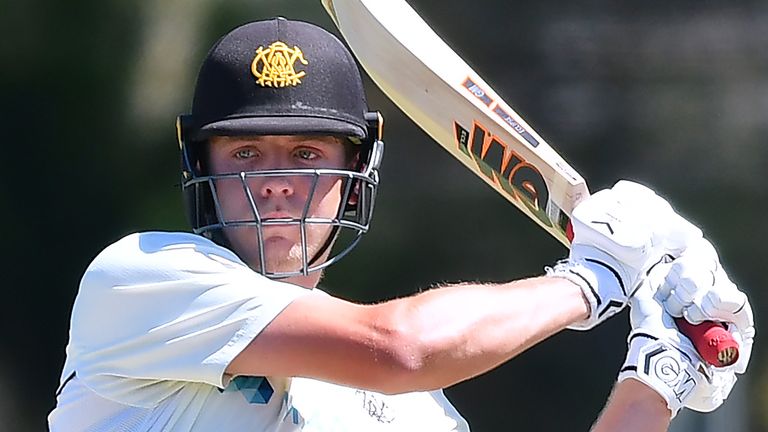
(208, 135), (352, 274)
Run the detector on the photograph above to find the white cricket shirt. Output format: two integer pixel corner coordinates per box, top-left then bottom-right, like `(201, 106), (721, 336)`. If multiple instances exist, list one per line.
(48, 232), (469, 431)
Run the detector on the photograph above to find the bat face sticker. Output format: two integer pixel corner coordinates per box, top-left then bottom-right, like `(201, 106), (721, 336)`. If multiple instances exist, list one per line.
(454, 119), (554, 229)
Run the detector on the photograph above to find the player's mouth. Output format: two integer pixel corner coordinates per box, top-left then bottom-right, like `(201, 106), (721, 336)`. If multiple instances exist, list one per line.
(257, 211), (301, 239)
(260, 211), (296, 221)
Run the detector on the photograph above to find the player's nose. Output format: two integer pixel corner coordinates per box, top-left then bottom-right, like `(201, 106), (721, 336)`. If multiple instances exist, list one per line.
(259, 176), (295, 198)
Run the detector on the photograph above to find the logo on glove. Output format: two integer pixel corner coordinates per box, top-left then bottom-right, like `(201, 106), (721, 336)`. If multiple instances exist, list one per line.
(642, 344), (696, 402)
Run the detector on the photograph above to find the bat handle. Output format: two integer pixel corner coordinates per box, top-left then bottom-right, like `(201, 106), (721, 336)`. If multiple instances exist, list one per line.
(675, 318), (739, 367)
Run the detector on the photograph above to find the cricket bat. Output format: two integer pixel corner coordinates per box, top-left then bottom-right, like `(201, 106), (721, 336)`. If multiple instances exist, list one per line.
(321, 0), (738, 367)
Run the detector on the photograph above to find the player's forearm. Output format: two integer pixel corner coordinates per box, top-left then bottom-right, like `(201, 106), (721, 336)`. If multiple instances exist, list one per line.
(384, 276), (588, 391)
(590, 379), (671, 432)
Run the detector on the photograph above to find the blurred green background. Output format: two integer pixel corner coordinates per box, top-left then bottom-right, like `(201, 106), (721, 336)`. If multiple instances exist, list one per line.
(3, 0), (766, 430)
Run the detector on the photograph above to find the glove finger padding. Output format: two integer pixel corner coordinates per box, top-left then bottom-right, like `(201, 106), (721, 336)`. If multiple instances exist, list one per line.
(658, 238), (720, 317)
(685, 286), (753, 333)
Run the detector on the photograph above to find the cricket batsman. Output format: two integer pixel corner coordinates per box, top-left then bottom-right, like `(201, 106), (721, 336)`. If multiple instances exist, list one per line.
(49, 18), (754, 431)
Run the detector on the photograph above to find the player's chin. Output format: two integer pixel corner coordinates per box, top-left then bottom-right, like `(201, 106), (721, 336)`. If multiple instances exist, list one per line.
(262, 234), (297, 248)
(264, 233), (331, 273)
(228, 225), (332, 274)
(260, 246), (310, 275)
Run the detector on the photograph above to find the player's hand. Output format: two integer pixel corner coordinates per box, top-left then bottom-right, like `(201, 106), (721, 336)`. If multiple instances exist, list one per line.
(657, 237), (755, 375)
(618, 280), (740, 417)
(551, 180), (701, 330)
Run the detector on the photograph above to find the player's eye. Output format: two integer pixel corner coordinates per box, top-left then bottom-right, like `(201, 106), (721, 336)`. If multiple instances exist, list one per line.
(294, 148), (320, 161)
(234, 148), (257, 159)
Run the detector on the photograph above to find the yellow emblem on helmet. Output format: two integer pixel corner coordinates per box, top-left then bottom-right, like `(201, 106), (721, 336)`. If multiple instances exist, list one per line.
(251, 41), (308, 88)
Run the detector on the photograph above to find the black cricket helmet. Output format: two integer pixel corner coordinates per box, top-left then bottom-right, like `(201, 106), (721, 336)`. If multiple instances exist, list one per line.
(177, 18), (383, 278)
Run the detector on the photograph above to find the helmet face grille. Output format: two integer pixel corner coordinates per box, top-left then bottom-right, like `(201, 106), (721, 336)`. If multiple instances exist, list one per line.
(179, 138), (382, 279)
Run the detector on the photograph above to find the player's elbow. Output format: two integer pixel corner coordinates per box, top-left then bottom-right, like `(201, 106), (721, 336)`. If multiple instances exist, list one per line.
(367, 305), (438, 394)
(376, 334), (429, 395)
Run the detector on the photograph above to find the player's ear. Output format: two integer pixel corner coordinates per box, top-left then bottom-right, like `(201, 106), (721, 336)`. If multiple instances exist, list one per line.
(345, 138), (362, 206)
(347, 181), (359, 206)
(345, 138), (361, 169)
(348, 153), (360, 168)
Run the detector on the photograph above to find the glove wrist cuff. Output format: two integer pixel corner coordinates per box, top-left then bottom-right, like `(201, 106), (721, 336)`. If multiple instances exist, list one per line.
(547, 259), (626, 330)
(546, 259), (598, 323)
(618, 333), (699, 418)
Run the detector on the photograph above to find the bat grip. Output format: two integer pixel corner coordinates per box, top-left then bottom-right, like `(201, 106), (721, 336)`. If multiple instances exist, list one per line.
(675, 318), (739, 367)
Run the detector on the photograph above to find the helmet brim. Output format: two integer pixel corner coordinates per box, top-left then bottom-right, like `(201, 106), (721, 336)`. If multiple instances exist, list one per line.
(195, 116), (366, 140)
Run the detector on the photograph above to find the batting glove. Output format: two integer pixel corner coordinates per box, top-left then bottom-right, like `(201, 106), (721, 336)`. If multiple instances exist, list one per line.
(618, 278), (740, 417)
(549, 180), (701, 330)
(658, 237), (755, 376)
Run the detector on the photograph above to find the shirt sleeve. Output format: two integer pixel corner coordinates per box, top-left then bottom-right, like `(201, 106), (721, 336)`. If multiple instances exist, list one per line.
(68, 232), (309, 407)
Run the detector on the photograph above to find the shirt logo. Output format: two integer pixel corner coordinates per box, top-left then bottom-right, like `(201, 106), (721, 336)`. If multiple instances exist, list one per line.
(251, 41), (308, 88)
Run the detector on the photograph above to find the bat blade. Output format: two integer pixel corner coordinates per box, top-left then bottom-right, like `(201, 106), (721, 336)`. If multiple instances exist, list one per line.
(322, 0), (587, 246)
(322, 0), (737, 367)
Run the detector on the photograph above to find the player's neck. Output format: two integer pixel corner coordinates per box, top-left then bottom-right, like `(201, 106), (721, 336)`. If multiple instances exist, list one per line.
(283, 272), (322, 290)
